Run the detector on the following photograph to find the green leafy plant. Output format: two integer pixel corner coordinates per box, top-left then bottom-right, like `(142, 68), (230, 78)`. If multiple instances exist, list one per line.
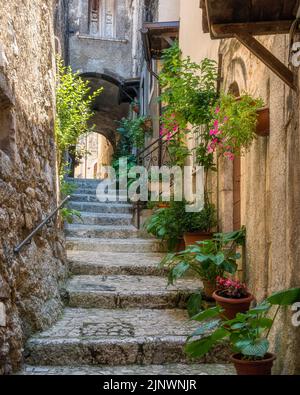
(161, 228), (245, 286)
(117, 116), (152, 151)
(55, 57), (103, 173)
(145, 203), (184, 251)
(207, 94), (264, 161)
(180, 202), (217, 233)
(185, 288), (300, 360)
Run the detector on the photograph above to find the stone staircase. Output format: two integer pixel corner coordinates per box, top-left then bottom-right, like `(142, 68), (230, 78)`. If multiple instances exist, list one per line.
(19, 178), (234, 375)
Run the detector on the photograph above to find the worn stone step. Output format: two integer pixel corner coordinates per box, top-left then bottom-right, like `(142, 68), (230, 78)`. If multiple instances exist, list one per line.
(66, 238), (166, 253)
(68, 251), (165, 276)
(24, 308), (230, 366)
(70, 194), (129, 204)
(65, 224), (139, 239)
(19, 364), (235, 375)
(70, 212), (133, 226)
(63, 275), (201, 309)
(69, 201), (133, 214)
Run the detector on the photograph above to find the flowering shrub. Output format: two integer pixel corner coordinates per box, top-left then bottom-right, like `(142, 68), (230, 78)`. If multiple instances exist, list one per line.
(207, 94), (264, 161)
(216, 277), (249, 299)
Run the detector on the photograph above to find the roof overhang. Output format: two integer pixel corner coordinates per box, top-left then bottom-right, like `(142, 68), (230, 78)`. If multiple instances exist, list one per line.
(119, 78), (140, 104)
(201, 0), (300, 39)
(141, 21), (180, 61)
(200, 0), (299, 91)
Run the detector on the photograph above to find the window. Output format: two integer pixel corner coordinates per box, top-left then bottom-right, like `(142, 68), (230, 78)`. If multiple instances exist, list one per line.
(89, 0), (116, 39)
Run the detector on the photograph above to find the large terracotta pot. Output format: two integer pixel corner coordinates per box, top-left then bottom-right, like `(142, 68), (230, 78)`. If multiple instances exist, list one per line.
(203, 280), (216, 299)
(213, 291), (254, 320)
(256, 108), (270, 137)
(231, 353), (276, 376)
(183, 232), (212, 247)
(175, 238), (186, 252)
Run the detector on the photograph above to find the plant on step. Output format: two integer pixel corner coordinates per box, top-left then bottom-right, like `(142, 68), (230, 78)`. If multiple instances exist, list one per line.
(207, 93), (264, 161)
(144, 201), (191, 252)
(160, 228), (245, 299)
(181, 202), (217, 234)
(185, 287), (300, 375)
(59, 176), (82, 223)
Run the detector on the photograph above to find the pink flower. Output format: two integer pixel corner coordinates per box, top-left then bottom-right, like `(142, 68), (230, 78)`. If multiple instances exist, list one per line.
(213, 120), (219, 129)
(210, 129), (217, 136)
(215, 107), (220, 114)
(224, 116), (229, 122)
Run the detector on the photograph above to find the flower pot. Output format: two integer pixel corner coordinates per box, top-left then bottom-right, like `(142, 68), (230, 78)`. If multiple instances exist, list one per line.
(175, 238), (186, 252)
(157, 202), (170, 209)
(142, 118), (153, 132)
(256, 108), (270, 137)
(231, 353), (276, 376)
(213, 291), (254, 320)
(183, 232), (212, 247)
(203, 280), (216, 299)
(132, 104), (140, 114)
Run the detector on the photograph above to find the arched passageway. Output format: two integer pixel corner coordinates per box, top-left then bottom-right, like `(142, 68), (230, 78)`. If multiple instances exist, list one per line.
(73, 73), (130, 179)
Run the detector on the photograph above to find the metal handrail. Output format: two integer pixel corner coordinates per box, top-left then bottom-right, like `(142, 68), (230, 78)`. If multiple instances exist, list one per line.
(137, 130), (180, 161)
(14, 195), (71, 254)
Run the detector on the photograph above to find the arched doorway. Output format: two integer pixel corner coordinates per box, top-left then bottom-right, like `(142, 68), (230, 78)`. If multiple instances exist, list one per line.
(72, 73), (130, 179)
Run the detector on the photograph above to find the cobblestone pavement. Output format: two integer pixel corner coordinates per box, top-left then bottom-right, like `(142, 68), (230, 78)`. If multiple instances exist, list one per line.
(20, 364), (235, 375)
(19, 180), (233, 375)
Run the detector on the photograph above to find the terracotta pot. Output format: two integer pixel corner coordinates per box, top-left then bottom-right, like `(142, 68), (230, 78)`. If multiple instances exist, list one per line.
(231, 353), (276, 376)
(256, 108), (270, 137)
(203, 280), (216, 299)
(142, 118), (153, 131)
(183, 232), (212, 247)
(132, 104), (140, 114)
(213, 291), (254, 320)
(157, 202), (170, 209)
(175, 238), (186, 252)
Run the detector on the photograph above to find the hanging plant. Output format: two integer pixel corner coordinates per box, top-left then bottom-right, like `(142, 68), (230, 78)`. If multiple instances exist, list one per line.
(208, 94), (264, 161)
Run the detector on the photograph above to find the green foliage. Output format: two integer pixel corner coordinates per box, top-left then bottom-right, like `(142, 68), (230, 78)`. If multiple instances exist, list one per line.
(185, 288), (300, 360)
(55, 58), (103, 171)
(179, 202), (217, 233)
(159, 42), (218, 128)
(116, 116), (151, 151)
(212, 93), (264, 157)
(161, 228), (245, 285)
(144, 205), (183, 251)
(159, 42), (218, 171)
(60, 207), (82, 224)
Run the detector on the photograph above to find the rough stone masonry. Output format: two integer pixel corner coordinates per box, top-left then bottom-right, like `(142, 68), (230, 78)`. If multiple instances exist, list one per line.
(0, 1), (67, 374)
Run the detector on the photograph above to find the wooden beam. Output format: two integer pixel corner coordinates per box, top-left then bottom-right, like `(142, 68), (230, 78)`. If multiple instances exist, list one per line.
(211, 20), (295, 39)
(236, 33), (297, 91)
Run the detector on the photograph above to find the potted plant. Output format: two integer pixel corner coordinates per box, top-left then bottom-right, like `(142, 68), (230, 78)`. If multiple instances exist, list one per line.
(131, 100), (140, 114)
(145, 204), (184, 252)
(207, 93), (264, 162)
(185, 287), (300, 375)
(213, 277), (254, 320)
(161, 228), (245, 298)
(182, 203), (217, 247)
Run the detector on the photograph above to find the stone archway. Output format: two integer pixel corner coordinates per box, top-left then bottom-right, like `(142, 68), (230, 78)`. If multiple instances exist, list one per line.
(73, 73), (129, 179)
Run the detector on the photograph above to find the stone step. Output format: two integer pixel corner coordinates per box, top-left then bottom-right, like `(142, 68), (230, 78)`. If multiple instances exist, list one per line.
(66, 238), (166, 253)
(63, 275), (201, 309)
(69, 201), (133, 214)
(68, 251), (165, 276)
(65, 224), (139, 239)
(19, 364), (235, 375)
(24, 308), (230, 366)
(71, 212), (133, 226)
(70, 194), (129, 204)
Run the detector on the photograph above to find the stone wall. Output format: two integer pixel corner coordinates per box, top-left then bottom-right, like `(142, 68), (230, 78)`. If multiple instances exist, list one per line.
(0, 1), (67, 374)
(216, 35), (300, 374)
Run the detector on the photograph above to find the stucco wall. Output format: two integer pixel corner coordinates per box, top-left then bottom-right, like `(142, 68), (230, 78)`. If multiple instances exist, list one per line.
(218, 35), (300, 375)
(158, 0), (180, 22)
(69, 0), (144, 79)
(0, 1), (67, 374)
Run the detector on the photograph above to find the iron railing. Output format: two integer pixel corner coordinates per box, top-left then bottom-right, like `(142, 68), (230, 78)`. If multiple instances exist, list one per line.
(14, 195), (71, 254)
(135, 131), (180, 228)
